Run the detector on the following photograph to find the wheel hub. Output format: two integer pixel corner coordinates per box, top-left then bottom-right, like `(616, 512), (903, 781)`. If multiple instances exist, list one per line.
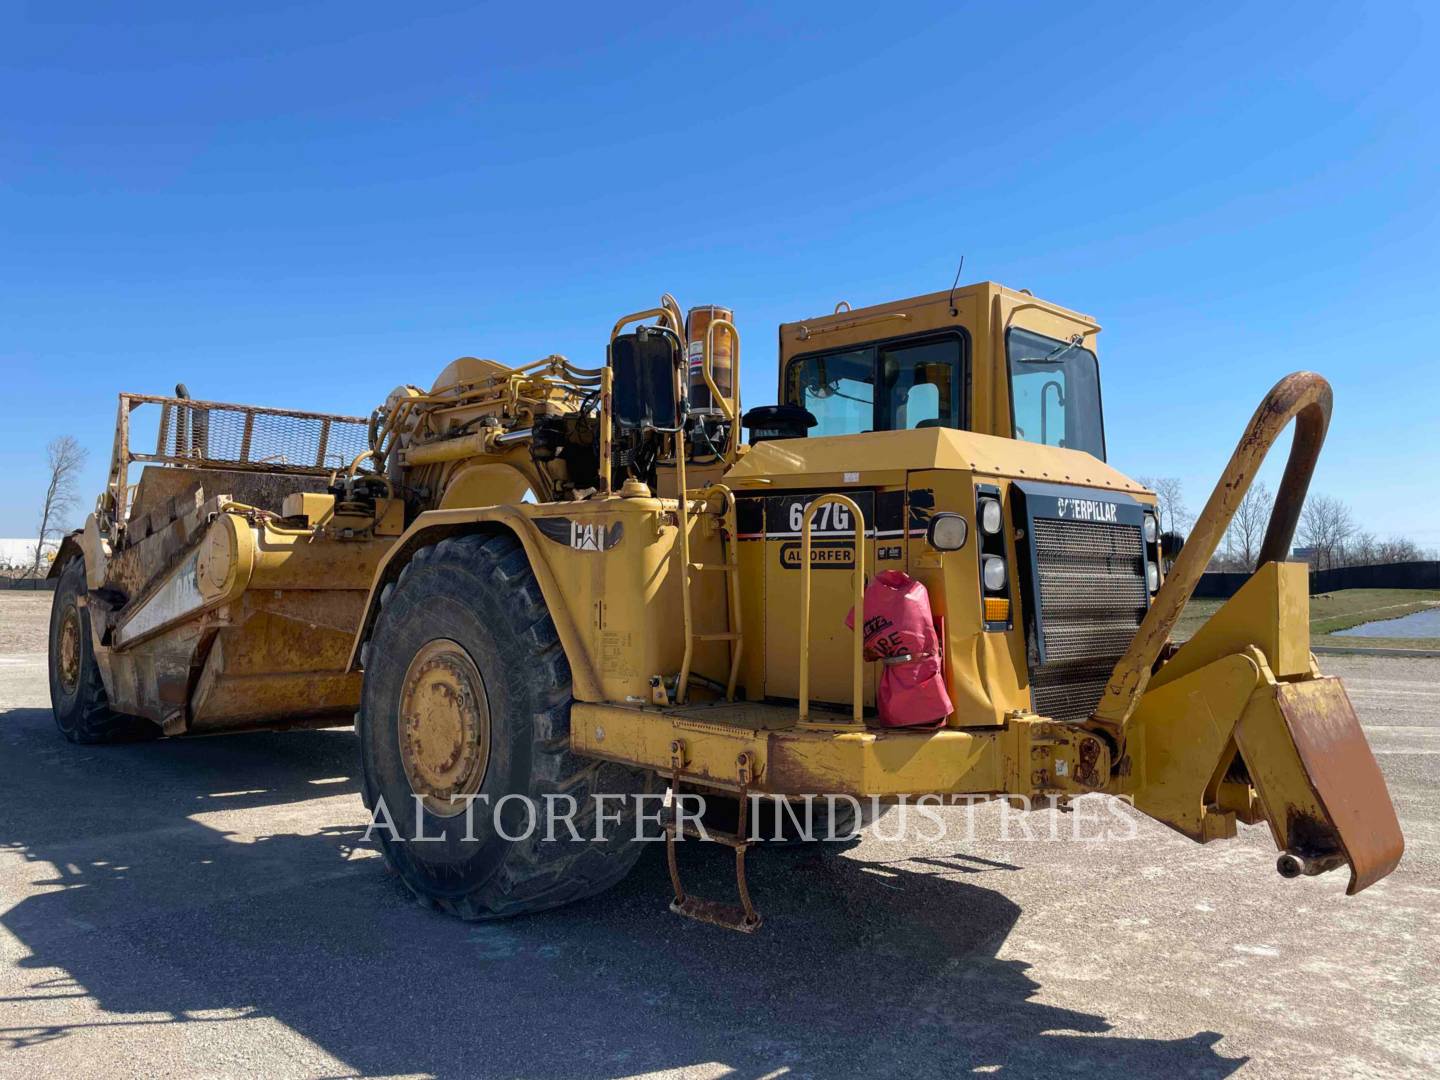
(398, 639), (491, 817)
(57, 606), (82, 695)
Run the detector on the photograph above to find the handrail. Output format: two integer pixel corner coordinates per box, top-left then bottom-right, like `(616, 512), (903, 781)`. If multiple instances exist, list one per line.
(702, 317), (743, 461)
(660, 293), (686, 345)
(675, 484), (745, 704)
(1091, 371), (1333, 735)
(796, 311), (909, 341)
(709, 485), (744, 700)
(701, 319), (740, 422)
(673, 350), (695, 701)
(611, 305), (684, 343)
(598, 366), (614, 494)
(798, 494), (867, 728)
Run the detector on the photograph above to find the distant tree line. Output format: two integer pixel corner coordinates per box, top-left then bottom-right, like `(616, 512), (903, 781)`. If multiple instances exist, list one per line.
(1137, 476), (1433, 572)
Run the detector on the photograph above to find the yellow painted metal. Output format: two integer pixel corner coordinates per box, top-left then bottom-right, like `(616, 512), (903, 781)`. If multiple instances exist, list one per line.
(347, 497), (732, 706)
(777, 282), (1101, 440)
(67, 279), (1405, 900)
(94, 500), (393, 730)
(610, 306), (683, 343)
(1093, 372), (1332, 733)
(682, 485), (745, 702)
(1115, 632), (1403, 894)
(675, 404), (696, 703)
(281, 491), (338, 523)
(701, 317), (742, 457)
(401, 431), (493, 466)
(798, 494), (867, 728)
(724, 426), (1144, 493)
(1116, 650), (1263, 842)
(436, 462), (532, 511)
(599, 365), (613, 494)
(397, 638), (492, 816)
(571, 700), (1108, 799)
(1149, 561), (1311, 692)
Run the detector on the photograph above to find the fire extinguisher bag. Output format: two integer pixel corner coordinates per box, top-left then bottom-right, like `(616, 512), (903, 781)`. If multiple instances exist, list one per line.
(845, 570), (954, 728)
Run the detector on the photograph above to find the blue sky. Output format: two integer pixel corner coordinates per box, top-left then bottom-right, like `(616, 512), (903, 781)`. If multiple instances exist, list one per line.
(3, 2), (1437, 543)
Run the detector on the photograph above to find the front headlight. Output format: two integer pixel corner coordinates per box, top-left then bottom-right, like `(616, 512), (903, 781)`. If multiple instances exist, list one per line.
(1146, 560), (1160, 592)
(983, 555), (1007, 592)
(1143, 514), (1158, 544)
(927, 513), (969, 552)
(979, 498), (1003, 535)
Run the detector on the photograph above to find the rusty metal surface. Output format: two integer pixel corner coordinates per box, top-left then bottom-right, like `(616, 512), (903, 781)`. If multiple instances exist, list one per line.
(1093, 372), (1333, 733)
(1274, 677), (1404, 894)
(664, 750), (763, 932)
(107, 392), (371, 532)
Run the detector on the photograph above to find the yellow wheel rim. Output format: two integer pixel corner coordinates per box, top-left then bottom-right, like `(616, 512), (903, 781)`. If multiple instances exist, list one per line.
(58, 606), (82, 695)
(397, 639), (492, 817)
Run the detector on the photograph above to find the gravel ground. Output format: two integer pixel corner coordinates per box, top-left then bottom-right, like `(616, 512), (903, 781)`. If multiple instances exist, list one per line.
(0, 592), (1436, 1078)
(0, 591), (51, 654)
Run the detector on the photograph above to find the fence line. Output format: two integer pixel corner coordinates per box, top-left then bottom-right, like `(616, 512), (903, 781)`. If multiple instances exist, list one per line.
(1197, 561), (1440, 599)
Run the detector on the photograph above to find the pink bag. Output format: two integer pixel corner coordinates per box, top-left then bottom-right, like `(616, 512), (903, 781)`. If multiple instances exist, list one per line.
(845, 570), (954, 728)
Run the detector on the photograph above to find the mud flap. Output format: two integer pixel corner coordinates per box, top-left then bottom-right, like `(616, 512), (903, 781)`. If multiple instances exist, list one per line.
(1235, 677), (1404, 894)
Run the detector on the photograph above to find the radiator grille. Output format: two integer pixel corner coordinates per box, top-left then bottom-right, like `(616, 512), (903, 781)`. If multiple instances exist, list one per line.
(1028, 517), (1147, 722)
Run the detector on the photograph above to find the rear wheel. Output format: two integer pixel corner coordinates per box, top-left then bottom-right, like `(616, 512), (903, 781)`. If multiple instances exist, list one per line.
(48, 558), (158, 743)
(357, 531), (656, 919)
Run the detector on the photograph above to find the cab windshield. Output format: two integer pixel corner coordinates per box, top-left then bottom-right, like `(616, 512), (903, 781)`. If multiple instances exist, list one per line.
(1006, 328), (1105, 459)
(783, 333), (967, 437)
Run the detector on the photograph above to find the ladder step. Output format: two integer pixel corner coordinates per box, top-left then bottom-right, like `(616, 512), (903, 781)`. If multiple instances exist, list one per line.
(688, 563), (739, 572)
(696, 632), (740, 642)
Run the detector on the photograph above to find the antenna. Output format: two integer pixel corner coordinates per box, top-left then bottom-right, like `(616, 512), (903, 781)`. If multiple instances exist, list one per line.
(948, 256), (965, 316)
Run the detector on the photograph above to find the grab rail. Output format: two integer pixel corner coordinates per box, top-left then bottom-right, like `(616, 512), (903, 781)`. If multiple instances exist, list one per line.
(702, 318), (742, 459)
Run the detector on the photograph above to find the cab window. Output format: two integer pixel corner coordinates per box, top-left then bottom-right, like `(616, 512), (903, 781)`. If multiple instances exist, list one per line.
(785, 333), (966, 436)
(1006, 328), (1106, 459)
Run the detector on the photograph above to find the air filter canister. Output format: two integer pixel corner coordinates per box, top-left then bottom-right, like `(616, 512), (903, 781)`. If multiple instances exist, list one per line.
(684, 305), (734, 411)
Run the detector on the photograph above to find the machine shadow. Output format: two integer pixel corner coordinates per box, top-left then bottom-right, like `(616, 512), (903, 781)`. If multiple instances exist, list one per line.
(0, 703), (1245, 1078)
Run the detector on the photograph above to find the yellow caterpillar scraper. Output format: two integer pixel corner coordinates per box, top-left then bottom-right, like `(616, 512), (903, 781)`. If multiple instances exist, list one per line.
(50, 283), (1402, 928)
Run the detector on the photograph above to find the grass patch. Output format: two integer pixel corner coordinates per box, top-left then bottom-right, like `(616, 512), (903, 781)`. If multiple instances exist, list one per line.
(1312, 635), (1440, 651)
(1174, 588), (1440, 645)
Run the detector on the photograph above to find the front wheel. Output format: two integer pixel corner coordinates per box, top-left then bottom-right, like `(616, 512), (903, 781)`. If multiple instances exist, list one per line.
(357, 531), (655, 919)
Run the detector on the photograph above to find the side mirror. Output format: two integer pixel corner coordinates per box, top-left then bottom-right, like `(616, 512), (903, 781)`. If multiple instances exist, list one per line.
(609, 327), (681, 432)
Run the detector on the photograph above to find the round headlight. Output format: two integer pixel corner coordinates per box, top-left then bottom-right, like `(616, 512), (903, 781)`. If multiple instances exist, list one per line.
(979, 498), (1003, 535)
(1146, 560), (1160, 592)
(927, 513), (969, 552)
(983, 555), (1007, 592)
(1143, 514), (1159, 544)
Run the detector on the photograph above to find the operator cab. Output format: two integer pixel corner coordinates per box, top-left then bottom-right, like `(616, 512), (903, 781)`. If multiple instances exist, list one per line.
(765, 283), (1107, 460)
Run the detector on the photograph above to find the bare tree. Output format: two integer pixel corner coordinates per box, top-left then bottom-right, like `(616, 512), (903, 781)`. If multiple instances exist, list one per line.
(1223, 479), (1274, 571)
(34, 436), (88, 573)
(1348, 530), (1378, 565)
(1297, 493), (1356, 571)
(1137, 476), (1192, 536)
(1375, 535), (1422, 564)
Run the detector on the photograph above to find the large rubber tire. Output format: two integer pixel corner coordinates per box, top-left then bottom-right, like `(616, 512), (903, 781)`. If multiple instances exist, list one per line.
(357, 532), (656, 919)
(48, 558), (159, 744)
